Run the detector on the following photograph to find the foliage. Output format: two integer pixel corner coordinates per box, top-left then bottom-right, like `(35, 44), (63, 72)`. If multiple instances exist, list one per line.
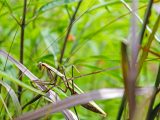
(0, 0), (160, 120)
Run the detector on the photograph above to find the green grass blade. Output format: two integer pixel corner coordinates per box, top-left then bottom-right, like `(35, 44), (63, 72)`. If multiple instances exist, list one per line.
(15, 87), (152, 120)
(0, 71), (44, 96)
(0, 80), (22, 116)
(0, 94), (12, 120)
(138, 15), (160, 73)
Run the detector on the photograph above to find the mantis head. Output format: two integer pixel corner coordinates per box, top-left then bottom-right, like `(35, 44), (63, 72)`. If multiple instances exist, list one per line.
(38, 62), (43, 70)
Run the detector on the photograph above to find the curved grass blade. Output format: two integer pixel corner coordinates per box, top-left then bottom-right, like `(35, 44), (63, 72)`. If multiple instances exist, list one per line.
(0, 80), (22, 116)
(15, 87), (153, 120)
(0, 94), (12, 120)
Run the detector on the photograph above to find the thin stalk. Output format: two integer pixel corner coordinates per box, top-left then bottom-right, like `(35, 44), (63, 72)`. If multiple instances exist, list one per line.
(117, 95), (126, 120)
(71, 66), (120, 80)
(18, 0), (27, 102)
(150, 102), (160, 120)
(59, 0), (82, 64)
(65, 5), (71, 20)
(22, 95), (42, 110)
(71, 66), (79, 120)
(138, 0), (153, 44)
(146, 64), (160, 120)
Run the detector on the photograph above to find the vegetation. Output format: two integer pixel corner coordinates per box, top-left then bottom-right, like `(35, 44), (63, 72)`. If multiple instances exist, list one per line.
(0, 0), (160, 120)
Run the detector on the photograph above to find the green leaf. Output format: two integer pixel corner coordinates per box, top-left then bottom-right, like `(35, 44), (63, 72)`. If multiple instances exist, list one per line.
(0, 71), (45, 96)
(0, 80), (22, 116)
(0, 94), (12, 120)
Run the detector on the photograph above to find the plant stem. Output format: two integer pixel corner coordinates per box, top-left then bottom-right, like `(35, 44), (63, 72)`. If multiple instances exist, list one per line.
(146, 64), (160, 120)
(150, 102), (160, 120)
(59, 0), (82, 64)
(18, 0), (27, 102)
(139, 0), (153, 45)
(117, 95), (126, 120)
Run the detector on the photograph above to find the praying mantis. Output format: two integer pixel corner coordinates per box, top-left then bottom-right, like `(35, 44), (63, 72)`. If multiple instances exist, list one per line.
(35, 62), (106, 116)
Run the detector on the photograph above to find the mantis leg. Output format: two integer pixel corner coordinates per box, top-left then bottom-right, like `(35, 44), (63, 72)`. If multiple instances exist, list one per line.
(71, 65), (80, 120)
(71, 65), (81, 94)
(61, 67), (69, 93)
(47, 69), (56, 85)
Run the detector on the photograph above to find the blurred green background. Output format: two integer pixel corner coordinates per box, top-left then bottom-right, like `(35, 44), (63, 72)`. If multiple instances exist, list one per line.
(0, 0), (160, 119)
